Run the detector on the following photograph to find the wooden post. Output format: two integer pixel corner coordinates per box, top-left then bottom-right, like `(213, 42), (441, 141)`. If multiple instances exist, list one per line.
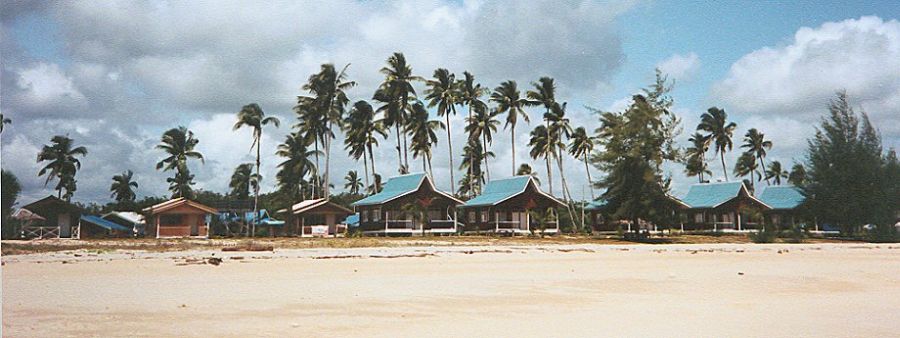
(525, 209), (531, 233)
(737, 212), (742, 231)
(494, 210), (499, 233)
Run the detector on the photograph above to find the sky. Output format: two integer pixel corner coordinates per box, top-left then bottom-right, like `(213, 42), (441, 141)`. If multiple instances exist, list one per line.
(1, 0), (898, 205)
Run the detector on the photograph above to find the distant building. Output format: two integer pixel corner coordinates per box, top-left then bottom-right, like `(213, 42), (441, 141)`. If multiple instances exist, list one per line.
(757, 185), (806, 228)
(143, 198), (217, 238)
(14, 196), (82, 239)
(283, 198), (353, 237)
(679, 182), (771, 231)
(460, 176), (565, 235)
(351, 173), (462, 236)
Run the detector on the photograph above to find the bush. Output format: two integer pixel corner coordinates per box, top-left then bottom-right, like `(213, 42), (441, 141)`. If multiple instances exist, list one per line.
(750, 224), (778, 243)
(782, 223), (807, 243)
(867, 223), (899, 243)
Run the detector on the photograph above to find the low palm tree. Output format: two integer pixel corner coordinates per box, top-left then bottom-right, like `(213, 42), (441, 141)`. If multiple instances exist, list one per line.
(788, 163), (806, 186)
(733, 152), (760, 191)
(235, 103), (280, 225)
(698, 107), (737, 181)
(110, 170), (138, 202)
(458, 139), (487, 197)
(425, 68), (460, 193)
(276, 132), (320, 200)
(37, 135), (87, 199)
(344, 101), (379, 189)
(465, 106), (500, 180)
(742, 128), (773, 185)
(367, 173), (383, 195)
(345, 170), (363, 195)
(516, 163), (540, 185)
(526, 77), (557, 192)
(457, 71), (488, 195)
(765, 161), (789, 185)
(568, 127), (595, 199)
(401, 201), (430, 236)
(529, 124), (554, 196)
(407, 102), (444, 175)
(491, 80), (530, 175)
(229, 163), (254, 200)
(1, 114), (10, 133)
(156, 126), (204, 199)
(685, 132), (711, 183)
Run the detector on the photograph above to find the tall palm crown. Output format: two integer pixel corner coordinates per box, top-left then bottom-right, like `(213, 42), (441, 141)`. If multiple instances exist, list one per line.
(697, 107), (737, 181)
(733, 152), (760, 189)
(276, 132), (321, 200)
(344, 100), (387, 191)
(375, 52), (423, 172)
(229, 163), (255, 200)
(741, 128), (773, 185)
(685, 132), (711, 183)
(407, 101), (444, 174)
(568, 126), (595, 199)
(344, 170), (363, 195)
(765, 160), (789, 185)
(528, 124), (554, 196)
(465, 105), (500, 180)
(235, 103), (279, 230)
(156, 126), (204, 199)
(1, 113), (10, 133)
(788, 163), (806, 186)
(295, 63), (355, 198)
(516, 163), (541, 185)
(526, 77), (557, 193)
(425, 68), (459, 193)
(456, 71), (487, 195)
(458, 138), (490, 197)
(490, 80), (531, 175)
(37, 135), (88, 199)
(110, 170), (139, 202)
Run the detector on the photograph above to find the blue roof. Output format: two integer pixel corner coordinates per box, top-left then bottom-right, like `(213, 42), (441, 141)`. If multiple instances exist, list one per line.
(80, 215), (132, 232)
(680, 182), (746, 209)
(344, 214), (359, 227)
(463, 176), (558, 207)
(758, 186), (804, 210)
(351, 173), (428, 206)
(585, 199), (607, 210)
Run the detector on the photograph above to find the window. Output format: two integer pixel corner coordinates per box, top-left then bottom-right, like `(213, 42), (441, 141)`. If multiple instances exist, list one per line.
(694, 213), (704, 223)
(468, 211), (476, 222)
(373, 208), (381, 221)
(481, 211), (489, 222)
(362, 210), (368, 222)
(160, 214), (184, 226)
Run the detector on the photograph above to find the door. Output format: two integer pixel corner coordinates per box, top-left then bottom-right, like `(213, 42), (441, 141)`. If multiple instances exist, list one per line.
(190, 215), (199, 236)
(58, 213), (71, 238)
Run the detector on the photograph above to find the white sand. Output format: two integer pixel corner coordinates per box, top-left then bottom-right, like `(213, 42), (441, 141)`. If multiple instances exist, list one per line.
(3, 243), (900, 337)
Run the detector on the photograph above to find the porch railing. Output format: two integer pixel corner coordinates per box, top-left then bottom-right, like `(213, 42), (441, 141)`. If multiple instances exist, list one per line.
(22, 226), (60, 239)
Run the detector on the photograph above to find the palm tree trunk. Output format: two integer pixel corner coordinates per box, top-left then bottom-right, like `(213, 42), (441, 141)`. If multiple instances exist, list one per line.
(324, 123), (331, 199)
(467, 105), (474, 197)
(720, 152), (729, 182)
(395, 125), (403, 174)
(545, 155), (553, 196)
(368, 144), (378, 184)
(427, 154), (434, 179)
(511, 125), (516, 176)
(759, 155), (771, 186)
(363, 151), (370, 192)
(445, 114), (455, 194)
(583, 153), (595, 200)
(557, 151), (578, 232)
(314, 141), (321, 199)
(254, 136), (261, 238)
(482, 133), (490, 181)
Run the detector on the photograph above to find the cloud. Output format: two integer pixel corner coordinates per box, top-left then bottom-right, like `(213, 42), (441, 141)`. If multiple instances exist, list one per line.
(7, 62), (87, 117)
(713, 16), (900, 138)
(657, 52), (700, 81)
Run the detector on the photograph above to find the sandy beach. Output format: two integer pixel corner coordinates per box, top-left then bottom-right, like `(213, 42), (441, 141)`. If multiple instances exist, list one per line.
(3, 243), (900, 337)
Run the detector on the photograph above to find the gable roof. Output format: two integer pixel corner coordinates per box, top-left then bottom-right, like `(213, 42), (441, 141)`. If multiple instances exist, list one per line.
(290, 198), (353, 214)
(80, 215), (132, 232)
(463, 176), (564, 208)
(142, 198), (218, 215)
(102, 211), (145, 225)
(351, 173), (461, 206)
(758, 185), (805, 210)
(21, 195), (81, 215)
(680, 181), (770, 209)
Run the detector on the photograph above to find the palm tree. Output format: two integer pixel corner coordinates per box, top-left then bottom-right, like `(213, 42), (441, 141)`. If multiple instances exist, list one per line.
(546, 102), (574, 202)
(741, 128), (773, 185)
(733, 152), (760, 191)
(407, 102), (444, 175)
(110, 170), (138, 202)
(788, 163), (806, 186)
(458, 139), (487, 197)
(765, 160), (789, 185)
(526, 77), (557, 192)
(465, 106), (500, 180)
(516, 163), (540, 185)
(276, 132), (320, 200)
(568, 126), (595, 199)
(229, 163), (254, 200)
(685, 132), (711, 183)
(345, 101), (387, 189)
(0, 114), (10, 133)
(156, 126), (204, 199)
(37, 135), (88, 199)
(491, 80), (531, 175)
(457, 71), (487, 195)
(697, 107), (737, 181)
(425, 68), (459, 192)
(234, 103), (280, 225)
(344, 170), (363, 195)
(367, 173), (383, 195)
(375, 52), (423, 172)
(528, 125), (554, 196)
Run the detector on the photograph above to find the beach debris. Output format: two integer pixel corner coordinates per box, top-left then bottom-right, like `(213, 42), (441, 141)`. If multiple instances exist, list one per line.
(180, 304), (187, 308)
(222, 242), (274, 252)
(738, 272), (744, 276)
(230, 256), (244, 260)
(558, 248), (595, 253)
(207, 257), (222, 266)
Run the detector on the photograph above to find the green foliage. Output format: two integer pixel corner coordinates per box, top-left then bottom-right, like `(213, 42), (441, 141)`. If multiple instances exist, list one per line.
(156, 126), (203, 199)
(591, 70), (681, 231)
(801, 91), (897, 235)
(2, 170), (22, 239)
(110, 170), (139, 203)
(749, 224), (778, 243)
(37, 135), (87, 200)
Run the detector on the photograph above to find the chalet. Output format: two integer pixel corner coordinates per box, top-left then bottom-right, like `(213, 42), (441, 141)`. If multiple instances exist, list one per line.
(14, 196), (82, 239)
(460, 176), (565, 235)
(351, 173), (463, 236)
(284, 198), (353, 237)
(143, 198), (217, 238)
(585, 195), (690, 233)
(679, 181), (771, 231)
(757, 185), (806, 229)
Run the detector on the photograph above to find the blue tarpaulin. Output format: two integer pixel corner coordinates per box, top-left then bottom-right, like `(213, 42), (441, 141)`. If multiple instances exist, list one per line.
(80, 215), (132, 232)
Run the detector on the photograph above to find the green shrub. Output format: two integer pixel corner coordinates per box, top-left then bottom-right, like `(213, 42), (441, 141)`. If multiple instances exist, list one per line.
(750, 224), (778, 243)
